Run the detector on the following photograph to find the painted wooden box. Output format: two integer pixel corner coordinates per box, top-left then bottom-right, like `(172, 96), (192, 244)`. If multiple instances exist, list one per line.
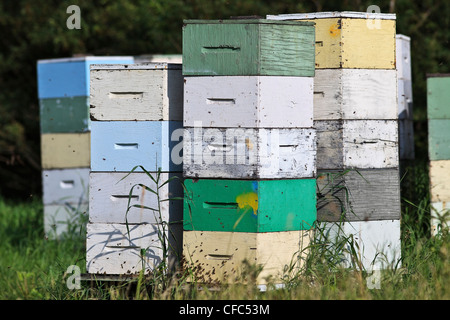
(319, 219), (401, 270)
(398, 78), (413, 120)
(90, 121), (183, 172)
(184, 76), (313, 128)
(183, 178), (317, 232)
(40, 96), (90, 133)
(267, 12), (396, 69)
(41, 132), (90, 169)
(183, 127), (316, 179)
(428, 119), (450, 160)
(90, 63), (183, 121)
(315, 120), (399, 170)
(430, 201), (450, 236)
(86, 222), (182, 275)
(183, 230), (312, 285)
(44, 203), (88, 238)
(37, 56), (134, 99)
(316, 168), (401, 222)
(89, 172), (183, 224)
(396, 34), (412, 81)
(182, 19), (315, 76)
(313, 69), (397, 120)
(429, 160), (450, 203)
(427, 74), (450, 119)
(42, 168), (90, 205)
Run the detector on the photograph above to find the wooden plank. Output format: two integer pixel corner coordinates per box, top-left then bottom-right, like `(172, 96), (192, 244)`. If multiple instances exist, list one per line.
(182, 19), (315, 76)
(428, 119), (450, 160)
(183, 178), (316, 232)
(42, 168), (90, 205)
(396, 34), (412, 81)
(39, 96), (90, 133)
(313, 69), (397, 120)
(398, 119), (415, 160)
(429, 160), (450, 202)
(183, 127), (316, 179)
(315, 120), (398, 170)
(320, 219), (401, 270)
(37, 56), (134, 99)
(427, 75), (450, 119)
(90, 121), (183, 172)
(268, 12), (396, 20)
(44, 203), (88, 238)
(90, 64), (183, 121)
(41, 132), (90, 169)
(184, 76), (313, 128)
(266, 14), (396, 69)
(316, 168), (401, 221)
(86, 222), (182, 275)
(89, 172), (183, 224)
(182, 230), (312, 285)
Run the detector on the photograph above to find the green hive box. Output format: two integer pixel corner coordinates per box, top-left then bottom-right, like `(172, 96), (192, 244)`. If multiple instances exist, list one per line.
(428, 119), (450, 160)
(427, 74), (450, 119)
(182, 19), (315, 76)
(183, 178), (317, 232)
(40, 96), (89, 133)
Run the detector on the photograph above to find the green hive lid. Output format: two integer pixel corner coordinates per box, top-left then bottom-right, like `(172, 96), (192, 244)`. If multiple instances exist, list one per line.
(183, 18), (315, 26)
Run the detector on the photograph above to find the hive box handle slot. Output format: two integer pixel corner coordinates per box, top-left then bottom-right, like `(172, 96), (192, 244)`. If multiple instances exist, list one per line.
(60, 180), (75, 189)
(203, 202), (238, 209)
(201, 46), (241, 53)
(110, 195), (139, 202)
(114, 143), (139, 150)
(109, 92), (144, 99)
(206, 254), (233, 260)
(206, 98), (236, 105)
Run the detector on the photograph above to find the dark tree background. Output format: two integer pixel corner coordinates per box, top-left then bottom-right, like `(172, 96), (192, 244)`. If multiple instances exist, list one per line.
(0, 0), (448, 200)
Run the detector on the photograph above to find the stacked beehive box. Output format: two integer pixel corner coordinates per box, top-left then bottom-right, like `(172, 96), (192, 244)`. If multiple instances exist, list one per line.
(86, 63), (184, 275)
(181, 19), (317, 286)
(427, 74), (450, 235)
(268, 12), (402, 270)
(37, 56), (134, 237)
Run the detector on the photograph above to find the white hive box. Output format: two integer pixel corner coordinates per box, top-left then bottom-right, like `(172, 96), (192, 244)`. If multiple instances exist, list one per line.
(90, 63), (183, 121)
(183, 76), (313, 128)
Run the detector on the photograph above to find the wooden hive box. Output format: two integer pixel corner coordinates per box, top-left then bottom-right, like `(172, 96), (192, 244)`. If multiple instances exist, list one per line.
(90, 121), (183, 172)
(89, 172), (183, 224)
(319, 219), (401, 270)
(267, 11), (396, 69)
(90, 63), (183, 121)
(37, 56), (134, 99)
(86, 222), (182, 275)
(315, 120), (399, 170)
(316, 168), (401, 222)
(313, 69), (397, 120)
(44, 203), (88, 238)
(184, 75), (313, 128)
(182, 19), (315, 76)
(42, 168), (90, 205)
(183, 127), (316, 179)
(183, 178), (316, 232)
(41, 132), (90, 169)
(183, 230), (312, 285)
(426, 74), (450, 120)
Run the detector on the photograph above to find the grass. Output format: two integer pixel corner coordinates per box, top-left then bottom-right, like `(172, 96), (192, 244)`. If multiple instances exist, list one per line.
(0, 160), (449, 300)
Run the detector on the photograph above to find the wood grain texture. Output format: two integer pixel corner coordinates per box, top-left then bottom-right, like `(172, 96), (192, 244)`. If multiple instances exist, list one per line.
(90, 64), (183, 121)
(183, 178), (317, 232)
(182, 19), (315, 76)
(315, 120), (399, 170)
(86, 222), (182, 275)
(320, 219), (401, 270)
(267, 15), (396, 69)
(90, 121), (183, 172)
(313, 69), (397, 120)
(39, 96), (90, 133)
(316, 168), (401, 222)
(42, 168), (90, 205)
(427, 75), (450, 119)
(183, 127), (316, 179)
(183, 230), (312, 285)
(37, 56), (134, 99)
(429, 160), (450, 202)
(428, 119), (450, 160)
(184, 76), (313, 128)
(44, 203), (88, 238)
(41, 132), (90, 169)
(89, 172), (183, 224)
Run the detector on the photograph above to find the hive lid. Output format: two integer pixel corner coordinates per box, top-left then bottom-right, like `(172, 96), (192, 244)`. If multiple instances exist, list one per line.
(267, 11), (396, 20)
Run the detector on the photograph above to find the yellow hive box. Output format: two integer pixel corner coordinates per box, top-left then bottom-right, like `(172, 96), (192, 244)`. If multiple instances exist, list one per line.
(267, 11), (396, 69)
(41, 132), (90, 169)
